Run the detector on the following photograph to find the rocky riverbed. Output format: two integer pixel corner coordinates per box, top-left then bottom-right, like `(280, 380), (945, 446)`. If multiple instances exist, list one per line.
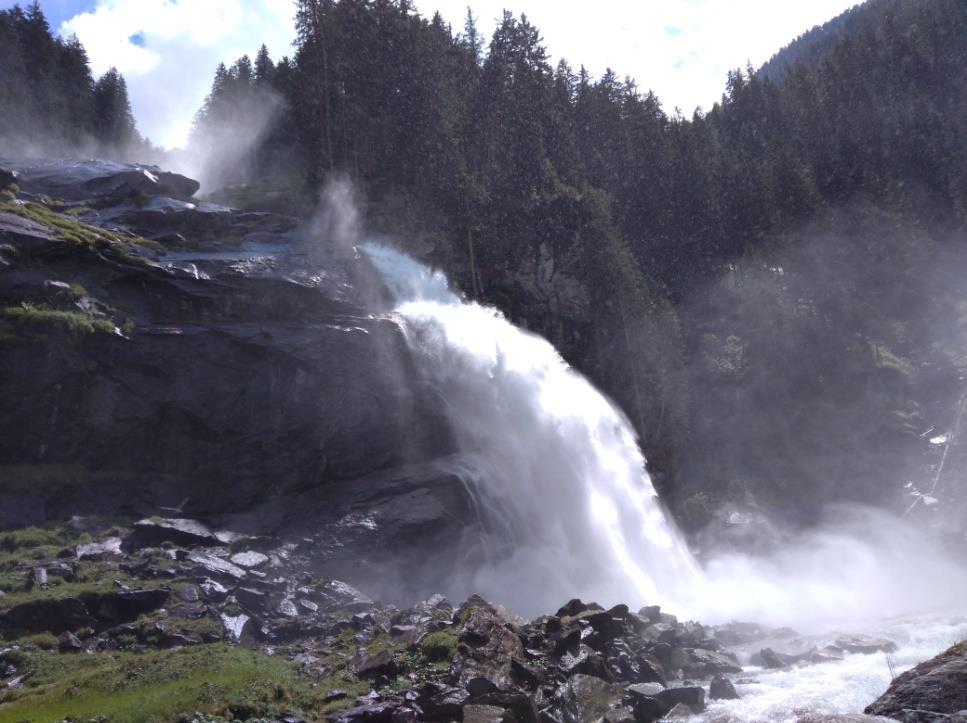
(2, 514), (954, 723)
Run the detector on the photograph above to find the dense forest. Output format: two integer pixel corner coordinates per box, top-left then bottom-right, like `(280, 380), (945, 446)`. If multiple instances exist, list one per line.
(0, 2), (147, 156)
(5, 0), (967, 534)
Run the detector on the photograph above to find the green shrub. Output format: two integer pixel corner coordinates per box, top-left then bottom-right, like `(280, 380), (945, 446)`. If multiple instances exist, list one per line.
(420, 631), (459, 662)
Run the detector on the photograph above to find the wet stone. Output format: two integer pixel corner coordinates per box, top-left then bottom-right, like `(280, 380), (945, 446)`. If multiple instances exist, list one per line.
(230, 550), (269, 569)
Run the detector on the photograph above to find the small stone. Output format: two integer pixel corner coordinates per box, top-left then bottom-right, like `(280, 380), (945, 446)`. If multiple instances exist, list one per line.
(230, 550), (269, 569)
(176, 586), (200, 602)
(57, 631), (83, 652)
(276, 598), (299, 618)
(298, 599), (318, 614)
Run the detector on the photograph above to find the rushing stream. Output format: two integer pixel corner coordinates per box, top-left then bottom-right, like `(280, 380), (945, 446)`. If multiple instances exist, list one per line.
(360, 241), (967, 720)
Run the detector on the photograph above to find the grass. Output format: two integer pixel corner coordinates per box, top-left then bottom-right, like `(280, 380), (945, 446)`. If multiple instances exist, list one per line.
(419, 631), (459, 662)
(1, 303), (117, 338)
(0, 644), (327, 722)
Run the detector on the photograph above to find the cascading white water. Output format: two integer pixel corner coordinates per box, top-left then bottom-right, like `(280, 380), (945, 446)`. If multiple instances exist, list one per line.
(359, 241), (967, 719)
(360, 242), (701, 614)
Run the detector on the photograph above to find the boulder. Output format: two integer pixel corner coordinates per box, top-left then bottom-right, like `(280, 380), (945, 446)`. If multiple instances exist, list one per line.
(357, 649), (399, 679)
(76, 537), (123, 560)
(865, 641), (967, 720)
(124, 518), (221, 550)
(187, 551), (247, 582)
(552, 674), (624, 723)
(1, 597), (94, 633)
(1, 159), (200, 202)
(656, 686), (705, 714)
(709, 675), (740, 700)
(452, 604), (526, 692)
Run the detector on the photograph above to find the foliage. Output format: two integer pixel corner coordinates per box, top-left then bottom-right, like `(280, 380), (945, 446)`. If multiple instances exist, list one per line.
(419, 631), (459, 662)
(0, 3), (151, 156)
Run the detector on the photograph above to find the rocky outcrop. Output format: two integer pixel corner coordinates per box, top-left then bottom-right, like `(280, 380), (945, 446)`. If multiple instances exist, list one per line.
(866, 641), (967, 722)
(0, 159), (463, 586)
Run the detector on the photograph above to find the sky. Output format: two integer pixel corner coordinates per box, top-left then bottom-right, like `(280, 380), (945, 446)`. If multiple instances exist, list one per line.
(3, 0), (860, 149)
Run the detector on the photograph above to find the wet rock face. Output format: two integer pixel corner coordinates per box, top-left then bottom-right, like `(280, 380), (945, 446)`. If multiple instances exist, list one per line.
(865, 641), (967, 721)
(2, 158), (200, 202)
(0, 159), (462, 578)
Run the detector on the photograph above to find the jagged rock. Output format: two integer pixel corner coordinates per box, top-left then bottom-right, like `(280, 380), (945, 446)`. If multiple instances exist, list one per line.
(175, 585), (200, 602)
(865, 641), (967, 721)
(28, 566), (48, 589)
(560, 643), (611, 680)
(231, 550), (269, 568)
(221, 612), (250, 642)
(709, 675), (740, 700)
(683, 648), (742, 676)
(169, 602), (208, 619)
(642, 623), (677, 644)
(626, 683), (666, 699)
(418, 683), (469, 720)
(187, 551), (247, 581)
(76, 537), (123, 560)
(57, 631), (83, 652)
(2, 159), (200, 202)
(357, 649), (399, 679)
(552, 674), (624, 723)
(319, 580), (375, 612)
(125, 518), (221, 550)
(85, 588), (169, 622)
(656, 687), (705, 714)
(237, 587), (270, 611)
(834, 635), (898, 655)
(453, 604), (526, 692)
(276, 598), (299, 618)
(1, 597), (94, 633)
(199, 578), (229, 600)
(757, 647), (791, 669)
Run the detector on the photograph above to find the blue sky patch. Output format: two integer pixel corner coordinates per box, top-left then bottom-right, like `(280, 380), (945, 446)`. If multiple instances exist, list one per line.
(664, 25), (683, 37)
(129, 30), (145, 47)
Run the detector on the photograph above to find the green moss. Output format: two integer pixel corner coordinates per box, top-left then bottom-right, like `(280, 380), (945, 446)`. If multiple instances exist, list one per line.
(2, 303), (116, 338)
(23, 632), (59, 650)
(0, 202), (156, 266)
(871, 343), (913, 377)
(0, 644), (329, 722)
(419, 631), (458, 662)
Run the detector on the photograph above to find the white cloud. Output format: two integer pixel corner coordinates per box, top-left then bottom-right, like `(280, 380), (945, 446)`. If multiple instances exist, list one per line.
(425, 0), (859, 114)
(61, 0), (296, 148)
(61, 0), (858, 149)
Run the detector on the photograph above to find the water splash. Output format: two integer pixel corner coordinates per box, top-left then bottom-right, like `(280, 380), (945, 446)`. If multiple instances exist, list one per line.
(360, 242), (701, 614)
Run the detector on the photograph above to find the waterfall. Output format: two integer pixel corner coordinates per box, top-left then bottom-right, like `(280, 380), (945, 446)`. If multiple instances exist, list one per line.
(360, 243), (701, 614)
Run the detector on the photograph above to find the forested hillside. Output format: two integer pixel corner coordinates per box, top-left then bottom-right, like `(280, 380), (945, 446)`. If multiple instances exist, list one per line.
(0, 2), (148, 156)
(5, 0), (967, 531)
(188, 0), (967, 530)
